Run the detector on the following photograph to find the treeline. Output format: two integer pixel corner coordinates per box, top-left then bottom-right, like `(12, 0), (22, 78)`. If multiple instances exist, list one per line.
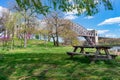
(99, 38), (120, 46)
(0, 3), (80, 50)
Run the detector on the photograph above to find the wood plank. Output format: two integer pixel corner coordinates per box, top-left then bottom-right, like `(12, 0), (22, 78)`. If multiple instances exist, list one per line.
(89, 55), (117, 60)
(67, 52), (83, 55)
(91, 58), (113, 60)
(73, 45), (113, 49)
(110, 54), (117, 59)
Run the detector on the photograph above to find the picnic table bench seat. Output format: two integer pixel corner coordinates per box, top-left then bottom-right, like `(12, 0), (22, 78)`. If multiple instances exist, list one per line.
(110, 54), (117, 59)
(67, 52), (83, 55)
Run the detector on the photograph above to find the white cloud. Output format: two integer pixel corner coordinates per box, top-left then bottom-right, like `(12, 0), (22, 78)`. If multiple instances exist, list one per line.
(64, 14), (78, 20)
(64, 9), (78, 20)
(65, 9), (78, 15)
(68, 0), (73, 2)
(0, 6), (9, 17)
(84, 16), (94, 19)
(98, 17), (120, 26)
(87, 28), (94, 30)
(97, 30), (109, 34)
(64, 9), (85, 20)
(94, 0), (99, 4)
(105, 34), (116, 38)
(87, 29), (109, 34)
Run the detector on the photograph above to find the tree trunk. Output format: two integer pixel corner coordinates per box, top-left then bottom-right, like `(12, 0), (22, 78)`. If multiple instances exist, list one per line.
(52, 35), (56, 46)
(24, 32), (27, 48)
(11, 27), (15, 49)
(48, 35), (51, 42)
(55, 16), (59, 47)
(55, 26), (59, 46)
(24, 10), (27, 48)
(56, 34), (59, 46)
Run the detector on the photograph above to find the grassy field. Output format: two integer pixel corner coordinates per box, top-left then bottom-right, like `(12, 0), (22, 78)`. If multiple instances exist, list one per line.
(0, 40), (120, 80)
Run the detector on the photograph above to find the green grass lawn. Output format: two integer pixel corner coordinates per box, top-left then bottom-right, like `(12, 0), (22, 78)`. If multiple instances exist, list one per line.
(0, 40), (120, 80)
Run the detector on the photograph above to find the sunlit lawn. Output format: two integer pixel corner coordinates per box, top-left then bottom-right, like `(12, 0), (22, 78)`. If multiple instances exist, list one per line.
(0, 40), (120, 80)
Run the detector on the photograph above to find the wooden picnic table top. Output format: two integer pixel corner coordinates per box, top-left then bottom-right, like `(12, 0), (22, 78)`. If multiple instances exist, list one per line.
(73, 45), (113, 49)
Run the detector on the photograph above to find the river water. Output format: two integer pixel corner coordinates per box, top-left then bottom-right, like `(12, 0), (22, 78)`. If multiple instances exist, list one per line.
(110, 46), (120, 52)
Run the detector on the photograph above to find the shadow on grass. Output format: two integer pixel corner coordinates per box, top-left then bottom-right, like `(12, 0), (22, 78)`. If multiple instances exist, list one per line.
(66, 56), (91, 64)
(66, 56), (120, 67)
(0, 53), (68, 80)
(0, 53), (120, 80)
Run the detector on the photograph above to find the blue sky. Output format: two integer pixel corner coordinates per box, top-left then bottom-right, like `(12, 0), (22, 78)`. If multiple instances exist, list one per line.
(64, 0), (120, 38)
(0, 0), (120, 38)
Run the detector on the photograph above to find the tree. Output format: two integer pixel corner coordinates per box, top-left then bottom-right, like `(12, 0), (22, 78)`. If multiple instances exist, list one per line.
(59, 20), (79, 45)
(44, 12), (65, 46)
(4, 12), (22, 49)
(13, 4), (38, 48)
(16, 0), (113, 16)
(0, 7), (23, 49)
(43, 12), (80, 46)
(0, 9), (10, 49)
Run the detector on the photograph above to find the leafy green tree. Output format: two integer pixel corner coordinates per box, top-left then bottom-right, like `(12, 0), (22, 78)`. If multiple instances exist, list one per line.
(43, 12), (80, 46)
(44, 12), (65, 46)
(13, 4), (38, 48)
(16, 0), (113, 15)
(0, 10), (10, 49)
(5, 12), (22, 49)
(59, 20), (80, 45)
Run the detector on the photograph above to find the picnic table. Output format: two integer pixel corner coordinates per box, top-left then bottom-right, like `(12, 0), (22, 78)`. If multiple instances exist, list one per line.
(67, 45), (117, 61)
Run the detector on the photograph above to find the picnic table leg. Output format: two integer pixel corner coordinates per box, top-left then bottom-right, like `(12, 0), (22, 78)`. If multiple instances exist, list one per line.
(80, 48), (84, 53)
(80, 48), (84, 54)
(70, 47), (78, 58)
(70, 54), (73, 58)
(104, 48), (112, 59)
(73, 47), (78, 52)
(94, 48), (101, 61)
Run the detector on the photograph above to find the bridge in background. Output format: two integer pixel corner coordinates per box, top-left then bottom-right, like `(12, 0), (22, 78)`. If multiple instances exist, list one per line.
(71, 23), (98, 45)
